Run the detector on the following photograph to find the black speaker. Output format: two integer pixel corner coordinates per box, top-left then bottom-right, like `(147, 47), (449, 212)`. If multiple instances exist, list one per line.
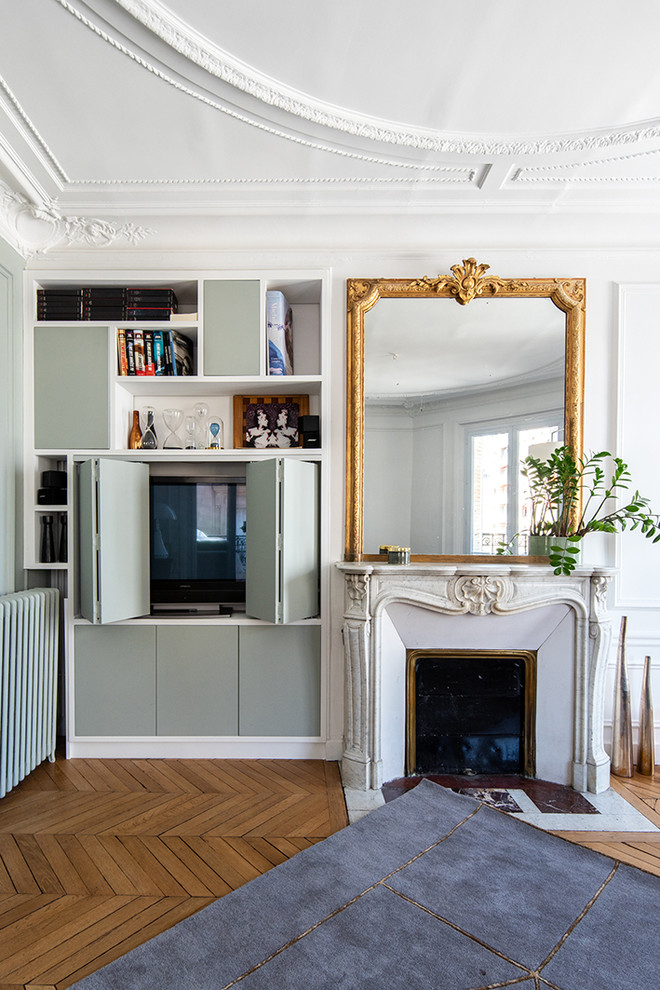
(299, 415), (320, 448)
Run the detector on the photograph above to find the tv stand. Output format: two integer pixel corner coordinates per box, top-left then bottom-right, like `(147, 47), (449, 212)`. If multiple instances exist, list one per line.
(151, 604), (235, 617)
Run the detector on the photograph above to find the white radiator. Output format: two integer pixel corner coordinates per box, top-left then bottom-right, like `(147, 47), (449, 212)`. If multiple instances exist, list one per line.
(0, 588), (59, 799)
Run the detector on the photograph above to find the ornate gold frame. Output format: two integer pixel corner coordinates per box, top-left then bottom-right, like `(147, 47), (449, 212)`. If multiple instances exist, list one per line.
(405, 648), (538, 778)
(345, 258), (586, 561)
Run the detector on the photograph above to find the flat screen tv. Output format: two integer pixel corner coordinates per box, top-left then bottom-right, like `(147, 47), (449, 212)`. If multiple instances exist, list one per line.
(150, 476), (247, 613)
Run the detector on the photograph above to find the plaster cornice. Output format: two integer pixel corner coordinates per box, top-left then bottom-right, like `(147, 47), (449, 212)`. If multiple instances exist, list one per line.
(0, 179), (155, 258)
(113, 0), (660, 159)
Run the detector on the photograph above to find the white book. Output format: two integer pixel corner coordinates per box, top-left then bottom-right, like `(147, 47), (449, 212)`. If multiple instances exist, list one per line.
(266, 290), (294, 375)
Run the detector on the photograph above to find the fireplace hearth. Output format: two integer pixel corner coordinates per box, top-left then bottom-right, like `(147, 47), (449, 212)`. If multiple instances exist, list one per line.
(338, 563), (614, 794)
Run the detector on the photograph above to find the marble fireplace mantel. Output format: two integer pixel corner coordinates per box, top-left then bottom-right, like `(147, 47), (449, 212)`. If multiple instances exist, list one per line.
(337, 562), (615, 795)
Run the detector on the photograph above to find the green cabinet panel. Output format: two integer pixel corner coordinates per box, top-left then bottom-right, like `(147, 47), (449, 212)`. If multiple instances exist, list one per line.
(156, 626), (238, 735)
(78, 459), (150, 625)
(203, 280), (261, 376)
(238, 625), (321, 736)
(74, 625), (156, 735)
(34, 325), (109, 448)
(246, 460), (319, 624)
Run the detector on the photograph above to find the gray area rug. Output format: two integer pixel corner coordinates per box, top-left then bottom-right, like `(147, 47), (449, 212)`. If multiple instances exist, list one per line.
(71, 779), (659, 990)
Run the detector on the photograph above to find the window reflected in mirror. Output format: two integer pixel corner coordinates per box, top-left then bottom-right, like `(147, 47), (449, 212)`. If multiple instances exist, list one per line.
(470, 424), (561, 555)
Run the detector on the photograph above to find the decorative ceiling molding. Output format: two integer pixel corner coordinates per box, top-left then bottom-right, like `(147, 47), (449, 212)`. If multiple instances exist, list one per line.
(0, 74), (69, 186)
(73, 170), (477, 187)
(512, 147), (660, 185)
(111, 0), (660, 159)
(54, 0), (456, 176)
(0, 179), (155, 257)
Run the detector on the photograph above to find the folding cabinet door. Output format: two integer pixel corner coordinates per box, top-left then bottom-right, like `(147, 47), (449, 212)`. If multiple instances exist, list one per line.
(245, 459), (319, 623)
(79, 458), (150, 624)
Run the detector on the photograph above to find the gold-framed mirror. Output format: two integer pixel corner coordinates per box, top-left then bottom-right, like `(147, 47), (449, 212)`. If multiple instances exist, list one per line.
(345, 258), (585, 561)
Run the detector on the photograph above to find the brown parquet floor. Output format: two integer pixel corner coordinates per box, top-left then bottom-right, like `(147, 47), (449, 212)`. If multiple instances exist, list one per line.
(0, 756), (348, 990)
(0, 759), (658, 990)
(557, 769), (660, 877)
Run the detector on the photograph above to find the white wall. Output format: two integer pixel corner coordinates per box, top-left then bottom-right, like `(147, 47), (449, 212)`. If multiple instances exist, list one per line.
(0, 238), (23, 595)
(21, 219), (660, 761)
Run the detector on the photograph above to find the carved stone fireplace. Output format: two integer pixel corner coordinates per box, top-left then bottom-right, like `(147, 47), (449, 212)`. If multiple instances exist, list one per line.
(338, 563), (614, 794)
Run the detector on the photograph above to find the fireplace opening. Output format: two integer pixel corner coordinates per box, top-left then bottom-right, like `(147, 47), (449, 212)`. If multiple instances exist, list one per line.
(406, 650), (536, 777)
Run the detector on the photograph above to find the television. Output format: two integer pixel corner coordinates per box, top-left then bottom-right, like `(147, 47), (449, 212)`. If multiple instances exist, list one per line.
(149, 476), (247, 614)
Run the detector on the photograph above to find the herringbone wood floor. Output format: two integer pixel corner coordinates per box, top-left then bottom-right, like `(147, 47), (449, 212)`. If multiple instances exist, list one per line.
(0, 756), (348, 990)
(0, 761), (658, 990)
(557, 769), (660, 876)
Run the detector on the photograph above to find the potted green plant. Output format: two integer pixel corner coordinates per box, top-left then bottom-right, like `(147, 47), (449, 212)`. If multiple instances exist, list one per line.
(519, 445), (660, 575)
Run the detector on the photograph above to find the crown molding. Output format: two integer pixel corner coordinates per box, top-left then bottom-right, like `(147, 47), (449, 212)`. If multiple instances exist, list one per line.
(512, 147), (660, 187)
(0, 179), (155, 258)
(108, 0), (660, 159)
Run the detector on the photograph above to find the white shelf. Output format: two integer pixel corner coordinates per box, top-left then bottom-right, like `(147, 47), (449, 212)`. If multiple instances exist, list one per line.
(114, 375), (322, 397)
(70, 448), (321, 461)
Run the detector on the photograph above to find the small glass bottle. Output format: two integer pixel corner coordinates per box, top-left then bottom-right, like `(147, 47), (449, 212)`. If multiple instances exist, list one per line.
(140, 407), (158, 450)
(128, 410), (142, 449)
(184, 415), (196, 450)
(40, 515), (56, 563)
(193, 402), (209, 449)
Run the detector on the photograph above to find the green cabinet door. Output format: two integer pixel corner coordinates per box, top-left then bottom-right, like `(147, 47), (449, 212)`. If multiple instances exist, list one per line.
(238, 625), (321, 736)
(34, 325), (109, 448)
(74, 625), (156, 736)
(156, 625), (239, 735)
(78, 459), (150, 625)
(246, 459), (319, 623)
(203, 280), (261, 376)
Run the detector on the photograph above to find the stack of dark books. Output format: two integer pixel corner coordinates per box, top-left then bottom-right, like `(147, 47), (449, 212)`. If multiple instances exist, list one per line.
(36, 288), (86, 321)
(126, 287), (177, 321)
(37, 286), (178, 321)
(85, 287), (126, 321)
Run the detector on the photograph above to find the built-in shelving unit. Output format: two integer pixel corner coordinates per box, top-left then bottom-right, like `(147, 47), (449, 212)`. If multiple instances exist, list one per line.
(23, 268), (331, 759)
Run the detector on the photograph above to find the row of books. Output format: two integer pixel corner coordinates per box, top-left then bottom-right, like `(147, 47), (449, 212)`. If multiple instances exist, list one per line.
(37, 287), (179, 322)
(117, 328), (194, 377)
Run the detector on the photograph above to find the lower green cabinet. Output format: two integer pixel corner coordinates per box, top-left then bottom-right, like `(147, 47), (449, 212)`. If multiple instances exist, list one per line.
(239, 626), (321, 736)
(74, 622), (320, 738)
(74, 625), (156, 736)
(156, 626), (238, 735)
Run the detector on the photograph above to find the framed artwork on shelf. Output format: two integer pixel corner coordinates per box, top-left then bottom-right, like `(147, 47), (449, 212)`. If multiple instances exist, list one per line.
(233, 394), (309, 449)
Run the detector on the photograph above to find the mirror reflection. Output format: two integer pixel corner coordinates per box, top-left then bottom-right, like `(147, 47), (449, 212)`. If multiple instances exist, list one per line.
(345, 260), (586, 561)
(364, 297), (565, 555)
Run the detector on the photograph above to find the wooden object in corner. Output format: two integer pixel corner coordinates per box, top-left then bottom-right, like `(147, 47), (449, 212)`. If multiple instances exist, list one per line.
(233, 393), (309, 448)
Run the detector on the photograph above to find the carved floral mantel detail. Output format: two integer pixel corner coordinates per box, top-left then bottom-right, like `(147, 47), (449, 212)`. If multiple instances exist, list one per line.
(449, 575), (512, 614)
(337, 563), (615, 795)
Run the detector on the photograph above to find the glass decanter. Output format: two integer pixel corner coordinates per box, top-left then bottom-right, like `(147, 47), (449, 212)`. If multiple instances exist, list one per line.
(193, 402), (209, 449)
(184, 414), (197, 450)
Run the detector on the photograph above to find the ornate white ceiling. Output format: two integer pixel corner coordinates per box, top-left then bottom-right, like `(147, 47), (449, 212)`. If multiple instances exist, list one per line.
(2, 0), (660, 254)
